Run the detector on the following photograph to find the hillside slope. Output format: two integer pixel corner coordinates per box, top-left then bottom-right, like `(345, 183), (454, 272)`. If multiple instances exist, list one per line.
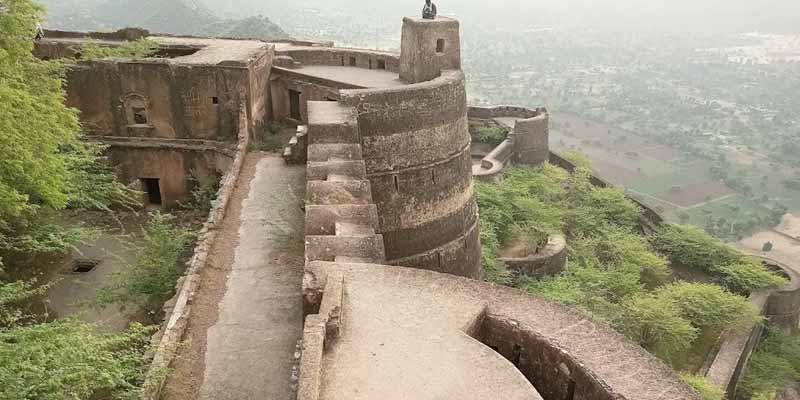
(39, 0), (289, 39)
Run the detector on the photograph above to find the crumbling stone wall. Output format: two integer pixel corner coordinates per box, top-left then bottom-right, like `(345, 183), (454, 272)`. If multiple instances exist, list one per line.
(339, 70), (482, 279)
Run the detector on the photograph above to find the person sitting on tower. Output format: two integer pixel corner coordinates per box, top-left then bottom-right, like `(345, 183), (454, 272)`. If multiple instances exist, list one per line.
(422, 0), (437, 19)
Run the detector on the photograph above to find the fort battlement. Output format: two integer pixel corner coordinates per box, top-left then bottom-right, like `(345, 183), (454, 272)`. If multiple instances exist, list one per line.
(36, 17), (708, 400)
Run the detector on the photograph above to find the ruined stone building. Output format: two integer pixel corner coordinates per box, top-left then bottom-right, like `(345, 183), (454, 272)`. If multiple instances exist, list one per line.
(37, 16), (703, 400)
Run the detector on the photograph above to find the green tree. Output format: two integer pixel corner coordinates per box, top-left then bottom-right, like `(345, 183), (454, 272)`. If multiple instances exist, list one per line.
(0, 0), (138, 267)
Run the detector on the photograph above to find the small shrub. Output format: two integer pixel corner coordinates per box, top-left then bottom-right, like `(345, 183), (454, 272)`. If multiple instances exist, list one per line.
(253, 122), (287, 152)
(0, 320), (153, 400)
(654, 282), (760, 334)
(620, 294), (698, 361)
(680, 374), (724, 400)
(712, 262), (788, 295)
(97, 212), (195, 315)
(651, 224), (786, 293)
(473, 126), (507, 146)
(184, 171), (221, 212)
(81, 39), (158, 60)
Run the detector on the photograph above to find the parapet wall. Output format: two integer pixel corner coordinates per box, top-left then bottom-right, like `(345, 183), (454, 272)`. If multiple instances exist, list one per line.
(277, 47), (400, 73)
(468, 105), (550, 181)
(142, 102), (251, 400)
(302, 261), (700, 400)
(339, 70), (482, 279)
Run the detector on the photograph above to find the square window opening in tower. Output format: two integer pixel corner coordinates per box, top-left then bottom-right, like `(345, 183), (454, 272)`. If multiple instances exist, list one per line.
(436, 39), (446, 54)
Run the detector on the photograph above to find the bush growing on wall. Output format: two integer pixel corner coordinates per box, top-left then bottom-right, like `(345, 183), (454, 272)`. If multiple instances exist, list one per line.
(738, 331), (800, 400)
(478, 155), (767, 372)
(98, 212), (195, 316)
(651, 224), (787, 294)
(681, 374), (724, 400)
(81, 38), (158, 60)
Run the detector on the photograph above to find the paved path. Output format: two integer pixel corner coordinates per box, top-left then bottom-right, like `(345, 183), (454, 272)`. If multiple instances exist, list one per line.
(163, 153), (306, 400)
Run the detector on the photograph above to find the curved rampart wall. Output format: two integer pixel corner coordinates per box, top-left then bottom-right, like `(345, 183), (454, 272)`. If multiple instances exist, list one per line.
(473, 139), (514, 182)
(468, 105), (550, 179)
(499, 234), (568, 279)
(467, 105), (542, 120)
(339, 70), (482, 279)
(302, 261), (700, 400)
(278, 47), (400, 73)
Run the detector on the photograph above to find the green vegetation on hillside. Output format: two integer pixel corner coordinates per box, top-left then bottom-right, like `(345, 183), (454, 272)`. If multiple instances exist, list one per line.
(38, 0), (290, 40)
(476, 154), (784, 375)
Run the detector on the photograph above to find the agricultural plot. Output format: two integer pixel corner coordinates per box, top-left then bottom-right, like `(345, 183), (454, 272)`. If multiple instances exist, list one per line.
(549, 112), (780, 238)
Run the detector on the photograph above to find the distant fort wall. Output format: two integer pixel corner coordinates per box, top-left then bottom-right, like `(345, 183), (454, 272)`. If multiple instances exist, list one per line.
(339, 70), (482, 279)
(469, 106), (550, 182)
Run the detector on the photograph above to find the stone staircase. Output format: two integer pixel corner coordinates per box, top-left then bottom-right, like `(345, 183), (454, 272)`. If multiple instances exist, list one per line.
(303, 101), (385, 264)
(283, 125), (308, 165)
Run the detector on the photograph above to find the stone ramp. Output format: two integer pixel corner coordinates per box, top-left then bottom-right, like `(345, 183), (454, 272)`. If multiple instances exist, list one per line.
(162, 152), (306, 400)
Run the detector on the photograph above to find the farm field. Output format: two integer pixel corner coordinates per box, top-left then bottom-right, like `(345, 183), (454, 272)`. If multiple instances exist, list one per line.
(550, 112), (784, 238)
(738, 214), (800, 274)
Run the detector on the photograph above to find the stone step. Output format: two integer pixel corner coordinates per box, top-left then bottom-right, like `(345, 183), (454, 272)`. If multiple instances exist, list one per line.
(307, 102), (360, 145)
(283, 146), (292, 158)
(305, 235), (386, 264)
(307, 180), (373, 206)
(333, 256), (377, 264)
(307, 160), (367, 181)
(305, 204), (379, 236)
(335, 222), (375, 237)
(308, 143), (362, 163)
(289, 136), (298, 146)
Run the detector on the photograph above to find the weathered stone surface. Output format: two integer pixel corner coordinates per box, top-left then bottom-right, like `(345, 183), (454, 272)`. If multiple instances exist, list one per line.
(303, 262), (700, 400)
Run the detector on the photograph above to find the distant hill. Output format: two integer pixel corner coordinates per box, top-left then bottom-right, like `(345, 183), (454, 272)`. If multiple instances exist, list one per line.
(38, 0), (289, 40)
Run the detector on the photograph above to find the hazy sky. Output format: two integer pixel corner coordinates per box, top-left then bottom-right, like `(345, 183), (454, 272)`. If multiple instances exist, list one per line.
(197, 0), (800, 33)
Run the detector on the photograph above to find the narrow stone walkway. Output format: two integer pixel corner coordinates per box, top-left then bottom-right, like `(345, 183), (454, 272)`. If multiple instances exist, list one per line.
(162, 153), (306, 400)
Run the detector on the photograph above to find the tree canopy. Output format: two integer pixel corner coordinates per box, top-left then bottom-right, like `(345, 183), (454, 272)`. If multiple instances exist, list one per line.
(0, 0), (137, 268)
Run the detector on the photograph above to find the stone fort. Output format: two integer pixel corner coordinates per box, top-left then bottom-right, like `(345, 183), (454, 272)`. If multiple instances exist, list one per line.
(36, 14), (742, 400)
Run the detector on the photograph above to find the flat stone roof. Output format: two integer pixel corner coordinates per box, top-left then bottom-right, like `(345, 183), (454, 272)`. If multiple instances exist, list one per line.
(305, 261), (700, 400)
(308, 262), (541, 400)
(289, 65), (405, 88)
(150, 36), (270, 65)
(39, 35), (270, 66)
